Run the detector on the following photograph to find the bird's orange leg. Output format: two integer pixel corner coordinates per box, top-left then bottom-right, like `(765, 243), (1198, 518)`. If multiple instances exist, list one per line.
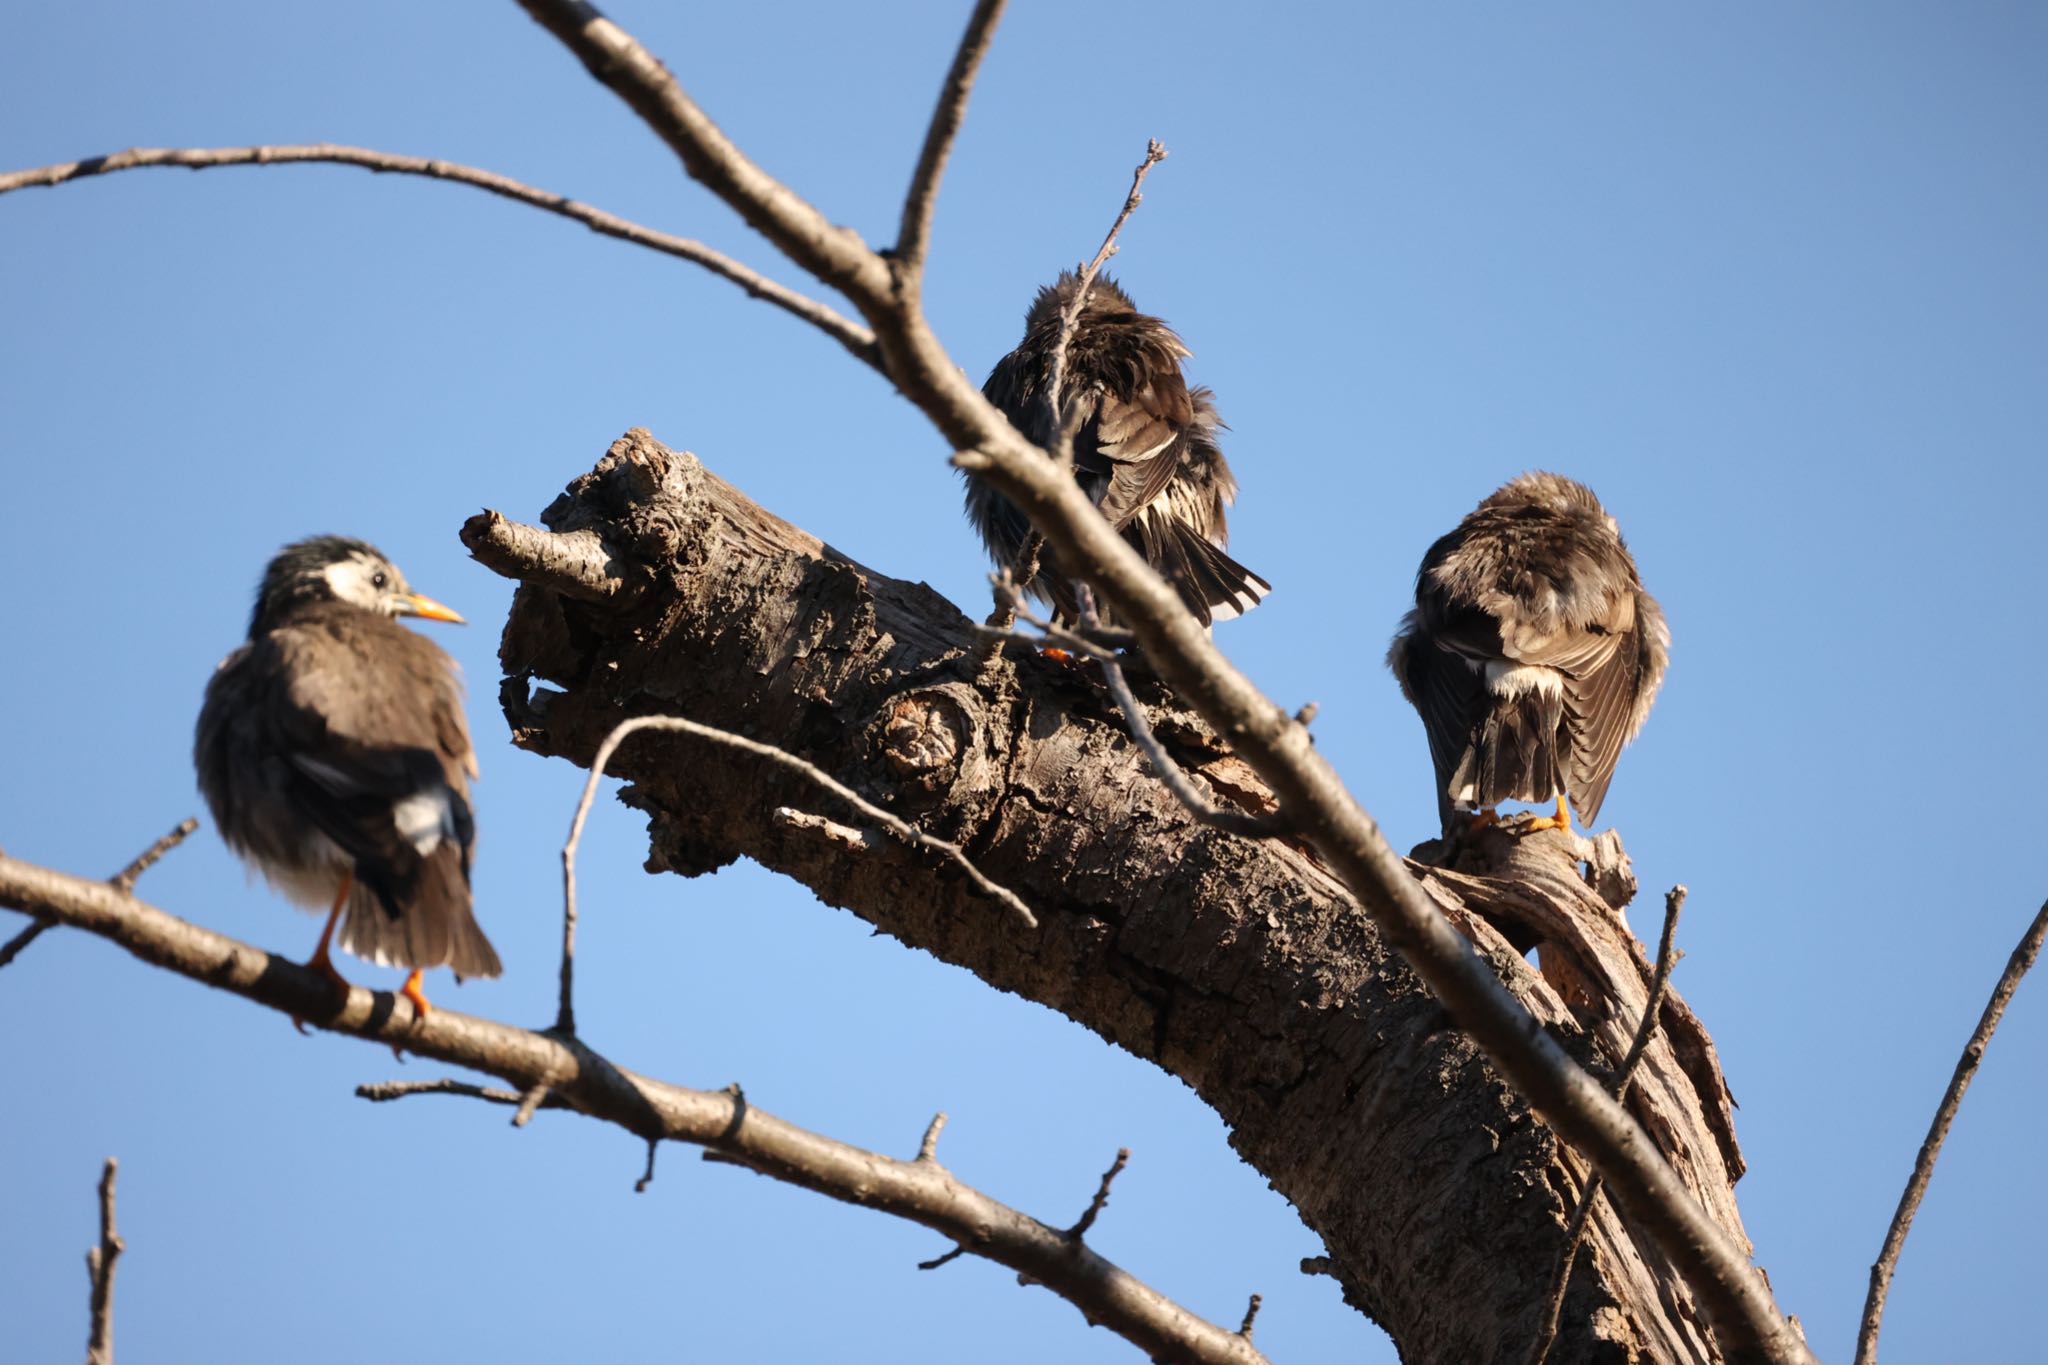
(1465, 808), (1501, 834)
(293, 874), (354, 1034)
(400, 968), (432, 1023)
(1519, 793), (1574, 835)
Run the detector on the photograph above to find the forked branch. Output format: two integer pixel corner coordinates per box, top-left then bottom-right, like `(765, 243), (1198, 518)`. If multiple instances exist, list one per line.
(0, 851), (1259, 1365)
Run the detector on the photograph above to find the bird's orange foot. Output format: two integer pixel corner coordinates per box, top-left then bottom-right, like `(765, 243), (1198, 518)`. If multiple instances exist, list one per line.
(291, 952), (352, 1034)
(1041, 646), (1074, 664)
(1516, 795), (1574, 836)
(1464, 808), (1501, 834)
(400, 969), (432, 1023)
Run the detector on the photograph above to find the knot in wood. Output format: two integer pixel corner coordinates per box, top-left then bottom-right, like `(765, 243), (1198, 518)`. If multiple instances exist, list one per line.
(880, 691), (966, 787)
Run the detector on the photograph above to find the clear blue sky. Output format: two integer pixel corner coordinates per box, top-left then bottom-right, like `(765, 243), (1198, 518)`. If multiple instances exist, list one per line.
(4, 4), (2045, 1361)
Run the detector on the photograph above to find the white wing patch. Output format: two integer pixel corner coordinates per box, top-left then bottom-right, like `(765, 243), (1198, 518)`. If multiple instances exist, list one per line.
(1484, 661), (1565, 700)
(393, 787), (454, 855)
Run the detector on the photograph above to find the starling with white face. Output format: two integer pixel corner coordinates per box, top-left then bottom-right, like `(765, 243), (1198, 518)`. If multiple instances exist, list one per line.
(966, 271), (1270, 627)
(1387, 473), (1669, 837)
(195, 536), (499, 1018)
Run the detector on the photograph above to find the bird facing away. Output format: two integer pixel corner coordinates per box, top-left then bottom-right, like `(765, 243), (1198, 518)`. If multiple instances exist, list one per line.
(1387, 473), (1669, 838)
(195, 536), (500, 1019)
(965, 270), (1270, 628)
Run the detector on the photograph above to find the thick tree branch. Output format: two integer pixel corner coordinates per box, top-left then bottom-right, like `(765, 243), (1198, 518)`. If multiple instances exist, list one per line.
(895, 0), (1007, 284)
(1856, 896), (2048, 1364)
(503, 5), (1807, 1352)
(466, 431), (1762, 1362)
(85, 1157), (123, 1365)
(0, 144), (879, 368)
(0, 854), (1269, 1365)
(1530, 885), (1687, 1365)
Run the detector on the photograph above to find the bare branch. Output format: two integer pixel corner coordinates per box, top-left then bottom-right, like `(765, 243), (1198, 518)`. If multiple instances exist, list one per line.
(0, 144), (881, 368)
(1067, 1147), (1131, 1241)
(513, 1081), (554, 1128)
(463, 513), (624, 602)
(1237, 1293), (1263, 1341)
(358, 1077), (570, 1112)
(918, 1244), (970, 1272)
(978, 531), (1047, 658)
(568, 716), (1037, 982)
(110, 819), (199, 894)
(1530, 885), (1688, 1365)
(1045, 141), (1169, 467)
(895, 0), (1007, 282)
(0, 851), (1262, 1365)
(0, 915), (51, 969)
(514, 2), (896, 309)
(4, 818), (200, 972)
(1096, 646), (1286, 839)
(85, 1157), (123, 1365)
(1856, 895), (2048, 1365)
(918, 1111), (949, 1162)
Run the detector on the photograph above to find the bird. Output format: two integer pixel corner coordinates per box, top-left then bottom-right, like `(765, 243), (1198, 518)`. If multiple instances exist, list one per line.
(195, 536), (500, 1020)
(965, 270), (1270, 629)
(1387, 473), (1669, 839)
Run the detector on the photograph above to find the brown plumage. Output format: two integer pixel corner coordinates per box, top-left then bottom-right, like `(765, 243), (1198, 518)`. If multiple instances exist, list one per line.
(195, 537), (499, 996)
(1387, 473), (1669, 835)
(965, 271), (1270, 627)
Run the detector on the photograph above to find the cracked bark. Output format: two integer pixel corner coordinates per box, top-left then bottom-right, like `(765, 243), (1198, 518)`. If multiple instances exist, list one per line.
(468, 428), (1763, 1364)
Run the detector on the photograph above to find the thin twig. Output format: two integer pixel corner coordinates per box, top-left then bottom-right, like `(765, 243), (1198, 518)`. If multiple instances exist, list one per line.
(918, 1111), (949, 1162)
(110, 819), (199, 894)
(1237, 1293), (1263, 1341)
(513, 1081), (554, 1128)
(1067, 1147), (1130, 1240)
(1530, 885), (1687, 1365)
(1098, 650), (1286, 839)
(357, 1077), (568, 1111)
(85, 1157), (123, 1365)
(0, 145), (880, 368)
(566, 717), (1037, 1004)
(1075, 586), (1283, 839)
(980, 531), (1046, 638)
(895, 0), (1007, 282)
(635, 1138), (659, 1194)
(980, 576), (1134, 657)
(0, 915), (51, 969)
(1045, 140), (1168, 468)
(4, 818), (202, 971)
(1856, 896), (2048, 1365)
(918, 1244), (969, 1272)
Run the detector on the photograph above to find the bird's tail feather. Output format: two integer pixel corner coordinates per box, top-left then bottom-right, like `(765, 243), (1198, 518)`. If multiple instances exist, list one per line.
(1152, 522), (1271, 626)
(339, 852), (502, 980)
(1474, 690), (1567, 812)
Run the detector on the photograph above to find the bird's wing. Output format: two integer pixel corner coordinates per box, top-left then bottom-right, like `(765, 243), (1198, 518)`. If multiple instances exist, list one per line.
(1088, 379), (1194, 530)
(266, 623), (476, 908)
(1488, 591), (1641, 826)
(1389, 614), (1492, 829)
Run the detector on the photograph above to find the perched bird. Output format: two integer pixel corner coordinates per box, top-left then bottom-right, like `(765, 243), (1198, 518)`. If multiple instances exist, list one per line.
(195, 536), (500, 1018)
(1387, 473), (1669, 838)
(966, 270), (1270, 627)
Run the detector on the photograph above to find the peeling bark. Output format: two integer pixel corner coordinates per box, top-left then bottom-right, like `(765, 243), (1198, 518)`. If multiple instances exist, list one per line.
(465, 429), (1765, 1364)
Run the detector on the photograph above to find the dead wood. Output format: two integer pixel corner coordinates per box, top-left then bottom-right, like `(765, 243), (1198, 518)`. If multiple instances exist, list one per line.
(466, 428), (1766, 1364)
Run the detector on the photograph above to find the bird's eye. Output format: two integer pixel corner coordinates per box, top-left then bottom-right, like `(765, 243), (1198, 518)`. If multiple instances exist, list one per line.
(371, 571), (389, 589)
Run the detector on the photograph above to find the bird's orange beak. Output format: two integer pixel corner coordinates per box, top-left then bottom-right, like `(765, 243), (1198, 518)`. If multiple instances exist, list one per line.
(399, 593), (466, 625)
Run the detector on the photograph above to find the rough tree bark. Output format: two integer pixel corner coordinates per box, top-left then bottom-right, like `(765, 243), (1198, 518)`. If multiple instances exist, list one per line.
(462, 428), (1765, 1364)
